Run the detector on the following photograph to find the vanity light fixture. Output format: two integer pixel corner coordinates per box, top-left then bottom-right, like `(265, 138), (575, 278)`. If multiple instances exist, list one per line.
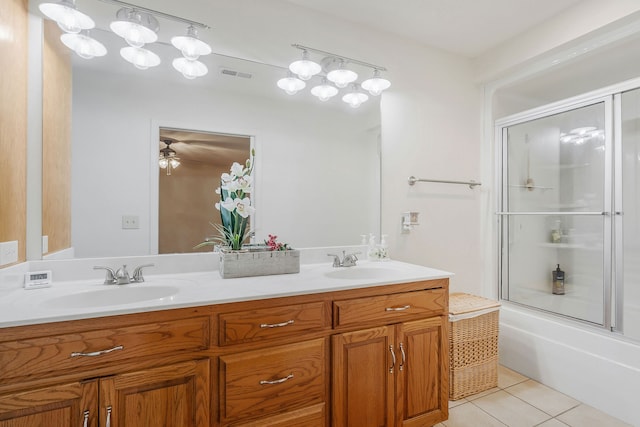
(288, 50), (322, 81)
(110, 7), (159, 48)
(327, 59), (358, 89)
(310, 77), (338, 101)
(120, 46), (161, 70)
(280, 44), (390, 106)
(342, 83), (368, 108)
(171, 25), (212, 61)
(361, 69), (391, 96)
(60, 31), (107, 59)
(277, 71), (306, 95)
(38, 0), (95, 34)
(172, 57), (208, 79)
(159, 140), (180, 175)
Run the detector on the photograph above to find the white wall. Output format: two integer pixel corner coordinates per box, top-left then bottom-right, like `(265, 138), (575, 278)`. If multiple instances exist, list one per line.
(72, 70), (379, 257)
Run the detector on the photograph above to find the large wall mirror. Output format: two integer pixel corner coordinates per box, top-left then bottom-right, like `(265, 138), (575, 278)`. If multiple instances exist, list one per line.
(28, 1), (381, 260)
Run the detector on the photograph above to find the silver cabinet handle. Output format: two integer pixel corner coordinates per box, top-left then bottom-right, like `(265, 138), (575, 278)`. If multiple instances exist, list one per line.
(71, 345), (124, 358)
(389, 345), (396, 373)
(82, 410), (89, 427)
(105, 406), (112, 427)
(259, 373), (294, 385)
(260, 319), (294, 328)
(386, 305), (410, 312)
(399, 343), (406, 371)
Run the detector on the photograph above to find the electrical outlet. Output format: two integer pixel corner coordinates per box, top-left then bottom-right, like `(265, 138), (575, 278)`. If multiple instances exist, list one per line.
(122, 215), (140, 229)
(0, 240), (19, 266)
(42, 235), (49, 254)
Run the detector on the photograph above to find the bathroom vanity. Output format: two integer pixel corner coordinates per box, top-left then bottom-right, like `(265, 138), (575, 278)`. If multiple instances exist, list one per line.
(0, 261), (450, 426)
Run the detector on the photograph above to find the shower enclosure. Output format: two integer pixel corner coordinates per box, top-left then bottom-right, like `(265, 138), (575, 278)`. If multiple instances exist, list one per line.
(496, 84), (640, 342)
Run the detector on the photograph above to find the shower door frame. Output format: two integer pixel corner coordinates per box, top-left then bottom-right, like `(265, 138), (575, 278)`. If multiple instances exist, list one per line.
(495, 94), (616, 331)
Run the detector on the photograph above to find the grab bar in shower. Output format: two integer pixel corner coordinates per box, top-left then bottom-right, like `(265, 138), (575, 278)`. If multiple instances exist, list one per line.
(408, 176), (481, 189)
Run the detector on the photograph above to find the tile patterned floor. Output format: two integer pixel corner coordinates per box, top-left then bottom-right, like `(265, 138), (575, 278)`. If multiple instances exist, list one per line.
(434, 365), (632, 427)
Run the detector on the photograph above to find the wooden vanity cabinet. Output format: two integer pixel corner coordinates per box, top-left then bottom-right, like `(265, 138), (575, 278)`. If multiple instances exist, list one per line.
(0, 307), (212, 427)
(0, 278), (449, 427)
(332, 286), (449, 427)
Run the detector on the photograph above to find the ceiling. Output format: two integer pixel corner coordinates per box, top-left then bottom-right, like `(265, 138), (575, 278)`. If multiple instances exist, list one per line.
(285, 0), (584, 58)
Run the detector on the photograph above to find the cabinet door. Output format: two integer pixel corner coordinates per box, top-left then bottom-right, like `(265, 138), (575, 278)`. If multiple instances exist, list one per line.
(99, 359), (209, 427)
(332, 326), (395, 427)
(396, 317), (448, 427)
(0, 380), (97, 427)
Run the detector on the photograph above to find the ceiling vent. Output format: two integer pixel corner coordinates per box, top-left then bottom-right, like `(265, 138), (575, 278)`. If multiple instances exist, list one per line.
(219, 67), (252, 79)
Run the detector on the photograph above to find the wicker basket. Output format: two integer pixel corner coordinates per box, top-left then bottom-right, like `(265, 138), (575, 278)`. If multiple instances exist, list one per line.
(449, 293), (500, 400)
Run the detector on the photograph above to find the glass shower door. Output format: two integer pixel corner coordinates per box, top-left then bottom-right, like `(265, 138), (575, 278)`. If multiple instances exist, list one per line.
(499, 100), (610, 325)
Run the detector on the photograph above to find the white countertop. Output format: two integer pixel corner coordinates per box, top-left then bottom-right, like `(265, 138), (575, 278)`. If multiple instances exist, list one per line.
(0, 260), (452, 328)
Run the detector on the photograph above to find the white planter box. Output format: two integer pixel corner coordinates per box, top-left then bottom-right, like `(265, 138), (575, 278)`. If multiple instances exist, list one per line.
(219, 249), (300, 279)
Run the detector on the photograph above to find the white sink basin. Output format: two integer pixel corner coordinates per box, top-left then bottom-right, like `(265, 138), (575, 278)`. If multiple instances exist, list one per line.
(42, 285), (180, 309)
(324, 266), (401, 280)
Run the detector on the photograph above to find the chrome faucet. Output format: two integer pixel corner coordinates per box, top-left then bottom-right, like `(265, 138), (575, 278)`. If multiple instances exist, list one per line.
(94, 263), (155, 285)
(327, 251), (360, 268)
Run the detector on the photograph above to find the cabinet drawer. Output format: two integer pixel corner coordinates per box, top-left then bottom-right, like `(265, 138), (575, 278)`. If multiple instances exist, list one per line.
(0, 316), (210, 380)
(333, 288), (446, 327)
(219, 302), (329, 346)
(219, 338), (326, 423)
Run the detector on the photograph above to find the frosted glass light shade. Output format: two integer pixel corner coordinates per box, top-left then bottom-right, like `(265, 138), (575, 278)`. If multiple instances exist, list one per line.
(277, 73), (305, 95)
(39, 0), (94, 34)
(289, 50), (321, 81)
(361, 70), (391, 96)
(327, 61), (357, 88)
(60, 32), (106, 59)
(110, 8), (158, 48)
(120, 46), (161, 70)
(342, 85), (368, 108)
(311, 78), (338, 101)
(172, 58), (208, 79)
(171, 26), (211, 60)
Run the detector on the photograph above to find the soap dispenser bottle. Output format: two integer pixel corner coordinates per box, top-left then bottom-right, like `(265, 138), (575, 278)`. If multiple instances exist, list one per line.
(552, 264), (565, 295)
(368, 234), (378, 260)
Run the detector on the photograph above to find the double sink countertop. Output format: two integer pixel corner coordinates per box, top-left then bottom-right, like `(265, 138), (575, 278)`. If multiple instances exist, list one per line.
(0, 260), (453, 328)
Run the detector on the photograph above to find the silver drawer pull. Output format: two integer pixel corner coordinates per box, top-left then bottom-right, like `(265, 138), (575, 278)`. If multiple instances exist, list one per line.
(259, 373), (294, 385)
(82, 410), (89, 427)
(260, 319), (295, 329)
(386, 305), (410, 312)
(70, 345), (124, 358)
(105, 406), (112, 427)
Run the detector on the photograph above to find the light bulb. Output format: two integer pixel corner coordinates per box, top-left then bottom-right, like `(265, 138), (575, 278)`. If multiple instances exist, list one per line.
(39, 0), (94, 34)
(120, 46), (161, 70)
(342, 84), (368, 108)
(289, 50), (321, 81)
(169, 158), (180, 169)
(361, 70), (391, 96)
(172, 58), (208, 79)
(159, 158), (168, 168)
(110, 8), (158, 48)
(311, 79), (338, 101)
(327, 60), (357, 88)
(60, 32), (107, 59)
(277, 73), (305, 95)
(171, 26), (211, 61)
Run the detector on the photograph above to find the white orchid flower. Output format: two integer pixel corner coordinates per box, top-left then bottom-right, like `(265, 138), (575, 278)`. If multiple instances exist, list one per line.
(214, 202), (221, 211)
(221, 173), (232, 184)
(219, 198), (236, 212)
(236, 175), (253, 193)
(215, 187), (221, 195)
(233, 197), (255, 218)
(230, 162), (244, 178)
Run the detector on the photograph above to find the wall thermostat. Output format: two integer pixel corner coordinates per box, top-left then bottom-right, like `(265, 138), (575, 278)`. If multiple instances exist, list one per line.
(24, 270), (53, 289)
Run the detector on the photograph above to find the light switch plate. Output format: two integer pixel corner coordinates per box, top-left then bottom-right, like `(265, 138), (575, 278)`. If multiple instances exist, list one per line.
(122, 215), (140, 229)
(0, 240), (19, 266)
(42, 235), (49, 254)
